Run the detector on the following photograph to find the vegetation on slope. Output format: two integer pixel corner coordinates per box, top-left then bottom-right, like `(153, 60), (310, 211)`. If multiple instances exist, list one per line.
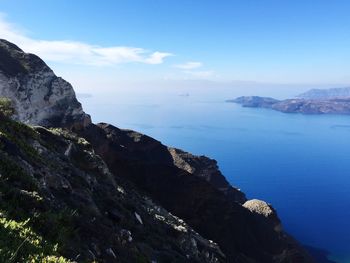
(0, 100), (73, 262)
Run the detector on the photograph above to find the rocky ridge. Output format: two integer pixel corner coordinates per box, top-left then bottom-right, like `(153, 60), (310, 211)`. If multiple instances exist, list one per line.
(0, 39), (314, 262)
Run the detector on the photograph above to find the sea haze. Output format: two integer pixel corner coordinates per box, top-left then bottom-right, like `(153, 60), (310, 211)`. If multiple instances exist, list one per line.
(81, 85), (350, 263)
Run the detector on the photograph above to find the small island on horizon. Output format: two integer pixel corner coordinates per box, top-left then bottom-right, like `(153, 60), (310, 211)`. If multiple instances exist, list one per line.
(228, 87), (350, 115)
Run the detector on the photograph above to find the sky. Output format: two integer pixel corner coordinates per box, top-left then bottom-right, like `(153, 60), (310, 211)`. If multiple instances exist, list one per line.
(1, 0), (350, 92)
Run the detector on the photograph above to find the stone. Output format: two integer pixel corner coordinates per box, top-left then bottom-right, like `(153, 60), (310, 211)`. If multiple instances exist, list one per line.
(105, 248), (117, 259)
(243, 199), (275, 218)
(134, 212), (143, 224)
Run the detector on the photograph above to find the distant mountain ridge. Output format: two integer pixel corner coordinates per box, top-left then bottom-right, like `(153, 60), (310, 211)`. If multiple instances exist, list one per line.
(297, 87), (350, 100)
(229, 87), (350, 115)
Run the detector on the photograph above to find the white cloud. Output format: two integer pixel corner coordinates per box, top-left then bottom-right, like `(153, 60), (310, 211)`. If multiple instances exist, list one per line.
(183, 70), (215, 78)
(174, 61), (202, 69)
(174, 61), (215, 79)
(0, 14), (173, 66)
(143, 51), (174, 65)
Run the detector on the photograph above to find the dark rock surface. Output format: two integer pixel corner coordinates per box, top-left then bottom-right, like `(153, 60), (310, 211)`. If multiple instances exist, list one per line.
(79, 123), (313, 263)
(79, 123), (246, 204)
(229, 96), (350, 114)
(168, 147), (246, 203)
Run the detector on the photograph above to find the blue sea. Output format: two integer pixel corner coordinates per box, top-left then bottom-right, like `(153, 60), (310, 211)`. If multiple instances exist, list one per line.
(80, 85), (350, 263)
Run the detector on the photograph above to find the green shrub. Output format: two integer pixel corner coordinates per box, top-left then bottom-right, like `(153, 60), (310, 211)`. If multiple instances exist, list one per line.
(0, 116), (41, 162)
(0, 98), (15, 117)
(0, 215), (72, 263)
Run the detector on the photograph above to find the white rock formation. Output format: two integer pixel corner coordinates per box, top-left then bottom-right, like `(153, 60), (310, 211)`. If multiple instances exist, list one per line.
(0, 39), (91, 129)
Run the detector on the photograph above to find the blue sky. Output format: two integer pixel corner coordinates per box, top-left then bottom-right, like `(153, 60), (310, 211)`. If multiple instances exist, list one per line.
(1, 0), (350, 90)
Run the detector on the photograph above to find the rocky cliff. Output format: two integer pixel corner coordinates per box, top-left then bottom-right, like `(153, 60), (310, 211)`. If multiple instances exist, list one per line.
(79, 123), (312, 263)
(0, 39), (91, 129)
(229, 95), (350, 115)
(0, 39), (314, 263)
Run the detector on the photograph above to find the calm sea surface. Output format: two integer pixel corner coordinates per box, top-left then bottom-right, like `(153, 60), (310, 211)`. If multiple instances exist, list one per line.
(80, 86), (350, 263)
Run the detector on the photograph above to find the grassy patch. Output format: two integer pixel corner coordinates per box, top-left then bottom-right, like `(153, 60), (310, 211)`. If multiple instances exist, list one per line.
(0, 115), (41, 162)
(0, 214), (72, 263)
(0, 119), (77, 262)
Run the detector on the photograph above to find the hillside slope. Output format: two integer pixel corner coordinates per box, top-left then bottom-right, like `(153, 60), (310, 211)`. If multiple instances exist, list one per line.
(0, 113), (226, 262)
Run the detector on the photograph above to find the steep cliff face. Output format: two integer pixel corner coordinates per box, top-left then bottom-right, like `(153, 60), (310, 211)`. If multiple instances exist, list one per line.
(79, 123), (313, 263)
(79, 123), (245, 204)
(0, 39), (91, 129)
(0, 39), (314, 263)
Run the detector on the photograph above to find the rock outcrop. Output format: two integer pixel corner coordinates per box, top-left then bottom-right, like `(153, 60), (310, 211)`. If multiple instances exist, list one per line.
(0, 39), (314, 262)
(168, 147), (246, 203)
(0, 39), (91, 129)
(229, 95), (350, 115)
(243, 199), (282, 233)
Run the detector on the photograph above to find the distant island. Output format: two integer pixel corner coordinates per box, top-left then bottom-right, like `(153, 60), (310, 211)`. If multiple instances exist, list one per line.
(228, 87), (350, 115)
(76, 93), (93, 98)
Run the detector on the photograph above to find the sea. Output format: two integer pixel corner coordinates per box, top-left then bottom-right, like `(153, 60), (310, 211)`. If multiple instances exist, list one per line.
(79, 83), (350, 263)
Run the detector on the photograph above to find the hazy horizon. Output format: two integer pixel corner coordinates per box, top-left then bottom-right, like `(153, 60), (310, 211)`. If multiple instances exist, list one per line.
(1, 1), (350, 94)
